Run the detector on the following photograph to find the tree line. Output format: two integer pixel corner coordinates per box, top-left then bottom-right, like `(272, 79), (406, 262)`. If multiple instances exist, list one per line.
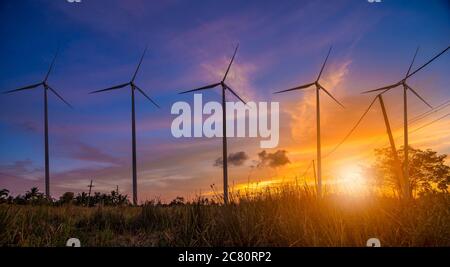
(0, 188), (215, 206)
(0, 187), (129, 206)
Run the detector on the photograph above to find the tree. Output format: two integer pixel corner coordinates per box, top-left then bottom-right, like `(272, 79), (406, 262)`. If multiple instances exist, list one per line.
(24, 187), (46, 204)
(169, 196), (185, 206)
(116, 193), (129, 206)
(13, 195), (27, 205)
(0, 187), (129, 206)
(75, 192), (88, 206)
(372, 146), (449, 196)
(60, 192), (75, 204)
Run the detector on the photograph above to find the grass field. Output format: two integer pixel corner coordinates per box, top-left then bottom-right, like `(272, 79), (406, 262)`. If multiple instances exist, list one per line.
(1, 186), (449, 247)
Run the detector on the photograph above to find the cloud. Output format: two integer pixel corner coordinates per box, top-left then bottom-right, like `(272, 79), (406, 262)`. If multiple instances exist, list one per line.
(214, 151), (249, 167)
(284, 59), (352, 142)
(67, 141), (121, 165)
(257, 150), (290, 168)
(0, 160), (46, 196)
(50, 0), (174, 39)
(320, 59), (352, 91)
(200, 58), (258, 101)
(0, 160), (43, 181)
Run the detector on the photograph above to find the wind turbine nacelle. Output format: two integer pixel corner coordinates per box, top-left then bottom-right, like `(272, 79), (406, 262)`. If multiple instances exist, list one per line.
(171, 93), (280, 149)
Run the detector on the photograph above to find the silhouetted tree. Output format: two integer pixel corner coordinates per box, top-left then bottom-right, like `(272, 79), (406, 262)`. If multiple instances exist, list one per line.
(1, 187), (130, 206)
(24, 187), (47, 204)
(59, 192), (74, 204)
(13, 194), (27, 205)
(75, 192), (88, 206)
(372, 146), (450, 196)
(169, 196), (185, 206)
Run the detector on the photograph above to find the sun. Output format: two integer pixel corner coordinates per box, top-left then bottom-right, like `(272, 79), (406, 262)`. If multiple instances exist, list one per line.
(336, 165), (368, 196)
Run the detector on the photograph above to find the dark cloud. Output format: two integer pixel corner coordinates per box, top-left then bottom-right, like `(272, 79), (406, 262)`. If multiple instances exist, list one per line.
(214, 151), (249, 167)
(257, 150), (290, 168)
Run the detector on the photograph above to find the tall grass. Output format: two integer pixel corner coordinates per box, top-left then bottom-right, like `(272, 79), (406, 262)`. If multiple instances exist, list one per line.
(1, 185), (449, 247)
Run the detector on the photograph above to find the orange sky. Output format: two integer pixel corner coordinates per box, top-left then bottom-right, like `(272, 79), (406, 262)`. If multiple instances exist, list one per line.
(1, 0), (448, 202)
(201, 58), (450, 198)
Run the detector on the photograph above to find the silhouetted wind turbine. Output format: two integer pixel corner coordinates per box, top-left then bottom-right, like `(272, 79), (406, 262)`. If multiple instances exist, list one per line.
(3, 49), (72, 199)
(328, 90), (405, 193)
(273, 46), (344, 197)
(89, 47), (160, 205)
(361, 45), (449, 199)
(179, 44), (246, 205)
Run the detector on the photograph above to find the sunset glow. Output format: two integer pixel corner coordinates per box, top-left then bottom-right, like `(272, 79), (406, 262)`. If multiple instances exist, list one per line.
(336, 165), (368, 196)
(0, 0), (449, 252)
(0, 0), (448, 203)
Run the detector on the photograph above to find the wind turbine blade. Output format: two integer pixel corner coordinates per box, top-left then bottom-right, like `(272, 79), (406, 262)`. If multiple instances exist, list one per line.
(405, 46), (419, 77)
(409, 99), (450, 124)
(273, 82), (315, 94)
(89, 82), (130, 94)
(224, 83), (246, 104)
(222, 44), (239, 82)
(361, 82), (401, 94)
(132, 46), (148, 82)
(47, 85), (73, 108)
(178, 82), (221, 94)
(3, 82), (43, 94)
(317, 46), (332, 81)
(134, 85), (160, 109)
(406, 84), (432, 108)
(44, 47), (59, 82)
(406, 45), (450, 79)
(319, 85), (345, 108)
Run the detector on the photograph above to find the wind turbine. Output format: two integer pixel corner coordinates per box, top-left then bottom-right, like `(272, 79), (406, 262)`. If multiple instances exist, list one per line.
(89, 47), (160, 205)
(361, 45), (449, 199)
(3, 49), (72, 199)
(332, 90), (405, 194)
(273, 46), (344, 197)
(178, 44), (246, 205)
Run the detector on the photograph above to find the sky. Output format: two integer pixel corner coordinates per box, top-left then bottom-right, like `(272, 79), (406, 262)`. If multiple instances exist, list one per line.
(0, 0), (449, 202)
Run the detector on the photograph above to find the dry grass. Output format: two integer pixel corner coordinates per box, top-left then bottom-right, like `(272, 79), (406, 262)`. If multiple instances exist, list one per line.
(1, 185), (449, 247)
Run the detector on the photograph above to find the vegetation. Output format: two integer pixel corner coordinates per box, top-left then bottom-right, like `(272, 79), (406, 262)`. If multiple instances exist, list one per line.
(370, 146), (449, 196)
(0, 187), (129, 206)
(0, 186), (448, 247)
(0, 146), (449, 247)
